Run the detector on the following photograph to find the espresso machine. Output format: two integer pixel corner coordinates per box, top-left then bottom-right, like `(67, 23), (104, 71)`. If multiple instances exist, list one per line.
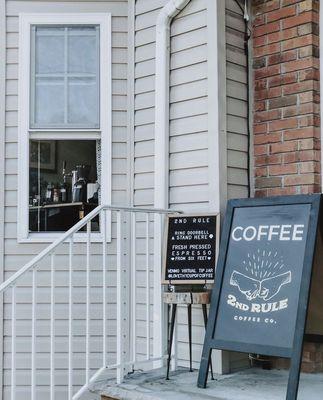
(72, 165), (91, 203)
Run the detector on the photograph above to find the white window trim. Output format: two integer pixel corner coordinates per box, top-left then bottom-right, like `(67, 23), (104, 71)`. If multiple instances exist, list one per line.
(18, 13), (112, 243)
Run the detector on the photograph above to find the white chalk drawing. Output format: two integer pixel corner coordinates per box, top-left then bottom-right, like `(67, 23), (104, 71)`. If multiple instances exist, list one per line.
(230, 249), (292, 301)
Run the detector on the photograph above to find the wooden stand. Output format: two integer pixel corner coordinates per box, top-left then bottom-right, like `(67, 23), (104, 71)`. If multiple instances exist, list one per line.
(163, 291), (214, 380)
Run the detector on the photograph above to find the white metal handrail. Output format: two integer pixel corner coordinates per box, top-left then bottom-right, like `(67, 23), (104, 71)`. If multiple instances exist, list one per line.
(0, 205), (175, 294)
(3, 205), (179, 400)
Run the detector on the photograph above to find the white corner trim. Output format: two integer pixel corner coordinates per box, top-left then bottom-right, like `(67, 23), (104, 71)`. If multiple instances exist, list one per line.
(154, 0), (191, 210)
(17, 12), (112, 242)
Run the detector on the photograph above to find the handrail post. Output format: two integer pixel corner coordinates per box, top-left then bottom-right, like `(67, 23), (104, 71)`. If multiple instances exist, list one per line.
(116, 210), (124, 383)
(11, 286), (16, 400)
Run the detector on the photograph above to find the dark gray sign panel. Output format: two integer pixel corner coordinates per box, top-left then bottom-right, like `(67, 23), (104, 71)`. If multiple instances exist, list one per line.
(198, 195), (321, 400)
(162, 214), (220, 284)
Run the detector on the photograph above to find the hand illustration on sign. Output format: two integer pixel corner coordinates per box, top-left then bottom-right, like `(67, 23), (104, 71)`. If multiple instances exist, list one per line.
(230, 270), (291, 301)
(229, 249), (292, 301)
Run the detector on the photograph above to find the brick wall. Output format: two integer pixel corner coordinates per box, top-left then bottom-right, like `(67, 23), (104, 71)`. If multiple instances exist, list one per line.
(253, 0), (321, 197)
(252, 0), (321, 372)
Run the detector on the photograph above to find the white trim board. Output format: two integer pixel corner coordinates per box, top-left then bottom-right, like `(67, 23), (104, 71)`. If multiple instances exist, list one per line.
(18, 12), (112, 242)
(0, 0), (6, 398)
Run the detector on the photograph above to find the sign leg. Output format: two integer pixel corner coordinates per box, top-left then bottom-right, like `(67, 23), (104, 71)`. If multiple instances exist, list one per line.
(202, 304), (214, 380)
(188, 304), (193, 372)
(166, 304), (177, 380)
(197, 343), (212, 388)
(286, 345), (303, 400)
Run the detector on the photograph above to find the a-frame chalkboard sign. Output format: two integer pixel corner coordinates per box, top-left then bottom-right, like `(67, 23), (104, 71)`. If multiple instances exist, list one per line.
(198, 194), (321, 400)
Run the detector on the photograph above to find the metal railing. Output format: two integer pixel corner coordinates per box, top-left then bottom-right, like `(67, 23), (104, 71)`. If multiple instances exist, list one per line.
(2, 205), (178, 400)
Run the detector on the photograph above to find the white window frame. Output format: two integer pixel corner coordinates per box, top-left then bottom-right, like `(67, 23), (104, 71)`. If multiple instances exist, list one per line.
(18, 13), (112, 243)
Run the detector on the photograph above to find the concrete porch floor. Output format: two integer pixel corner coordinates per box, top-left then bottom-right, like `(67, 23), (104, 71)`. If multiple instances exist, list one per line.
(90, 367), (323, 400)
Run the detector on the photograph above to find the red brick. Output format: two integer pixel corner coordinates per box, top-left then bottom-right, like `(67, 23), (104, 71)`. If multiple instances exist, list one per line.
(254, 21), (280, 37)
(267, 50), (297, 65)
(254, 109), (281, 123)
(254, 101), (266, 112)
(255, 79), (267, 90)
(300, 161), (320, 174)
(284, 173), (316, 186)
(254, 0), (280, 14)
(255, 167), (268, 177)
(282, 11), (316, 29)
(267, 28), (298, 45)
(299, 0), (317, 13)
(283, 103), (314, 118)
(270, 140), (298, 153)
(282, 34), (314, 50)
(255, 87), (282, 100)
(268, 95), (297, 109)
(255, 64), (281, 79)
(254, 43), (281, 57)
(267, 5), (296, 22)
(254, 132), (282, 145)
(283, 152), (299, 163)
(254, 144), (268, 156)
(255, 189), (268, 198)
(282, 58), (314, 73)
(298, 150), (319, 161)
(255, 176), (283, 188)
(282, 80), (314, 95)
(283, 127), (315, 140)
(299, 91), (314, 103)
(254, 35), (267, 47)
(299, 68), (320, 81)
(299, 137), (318, 150)
(255, 154), (282, 166)
(253, 14), (265, 27)
(254, 123), (268, 134)
(268, 73), (297, 88)
(269, 163), (298, 175)
(268, 118), (298, 132)
(268, 187), (298, 196)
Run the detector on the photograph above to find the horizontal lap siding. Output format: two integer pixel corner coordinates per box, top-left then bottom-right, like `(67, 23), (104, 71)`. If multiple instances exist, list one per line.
(170, 0), (208, 369)
(226, 0), (249, 199)
(3, 1), (128, 398)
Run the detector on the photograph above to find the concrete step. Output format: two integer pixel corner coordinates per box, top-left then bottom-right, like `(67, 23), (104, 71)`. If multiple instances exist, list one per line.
(91, 367), (323, 400)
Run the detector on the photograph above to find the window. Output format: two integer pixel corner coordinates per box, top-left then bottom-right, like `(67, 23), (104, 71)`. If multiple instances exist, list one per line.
(18, 14), (111, 242)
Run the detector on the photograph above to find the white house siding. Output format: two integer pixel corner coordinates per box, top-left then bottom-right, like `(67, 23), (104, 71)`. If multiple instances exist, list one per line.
(133, 0), (249, 371)
(3, 1), (128, 398)
(226, 0), (249, 199)
(134, 0), (211, 370)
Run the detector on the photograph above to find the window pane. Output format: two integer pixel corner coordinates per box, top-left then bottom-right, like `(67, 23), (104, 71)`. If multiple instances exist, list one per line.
(68, 77), (98, 125)
(35, 28), (65, 74)
(34, 77), (65, 126)
(29, 140), (100, 232)
(30, 25), (100, 128)
(68, 27), (98, 74)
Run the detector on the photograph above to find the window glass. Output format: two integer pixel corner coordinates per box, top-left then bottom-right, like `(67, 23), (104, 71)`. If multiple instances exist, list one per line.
(30, 25), (100, 128)
(29, 140), (100, 232)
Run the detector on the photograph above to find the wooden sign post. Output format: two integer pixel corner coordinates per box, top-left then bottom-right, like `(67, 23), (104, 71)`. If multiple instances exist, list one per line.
(198, 194), (321, 400)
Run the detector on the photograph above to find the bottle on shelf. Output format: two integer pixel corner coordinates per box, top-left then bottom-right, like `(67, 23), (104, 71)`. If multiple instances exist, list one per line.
(45, 182), (53, 203)
(53, 186), (59, 203)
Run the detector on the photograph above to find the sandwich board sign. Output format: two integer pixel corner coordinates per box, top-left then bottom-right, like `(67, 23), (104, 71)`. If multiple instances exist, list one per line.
(162, 214), (220, 284)
(198, 194), (321, 400)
